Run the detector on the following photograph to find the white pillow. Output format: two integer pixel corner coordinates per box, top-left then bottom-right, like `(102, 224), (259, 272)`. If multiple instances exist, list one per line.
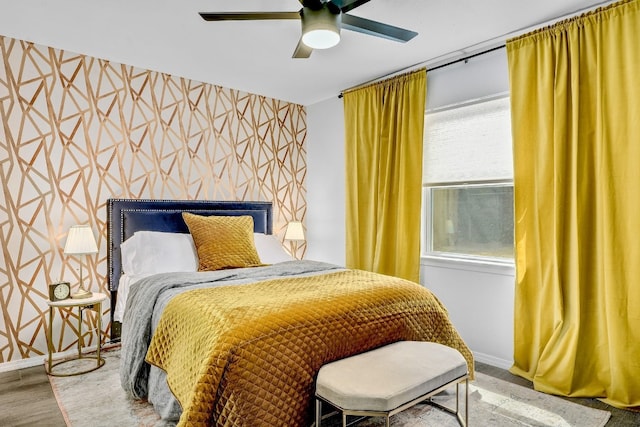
(253, 233), (295, 264)
(120, 231), (198, 275)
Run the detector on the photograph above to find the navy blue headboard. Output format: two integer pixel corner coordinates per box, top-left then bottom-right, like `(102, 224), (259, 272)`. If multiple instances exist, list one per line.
(106, 198), (272, 338)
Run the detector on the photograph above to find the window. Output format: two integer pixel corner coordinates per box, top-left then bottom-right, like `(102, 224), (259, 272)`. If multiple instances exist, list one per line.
(423, 96), (514, 263)
(427, 183), (513, 260)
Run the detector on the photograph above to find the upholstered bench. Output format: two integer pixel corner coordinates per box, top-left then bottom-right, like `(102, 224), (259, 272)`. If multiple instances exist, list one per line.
(315, 341), (469, 427)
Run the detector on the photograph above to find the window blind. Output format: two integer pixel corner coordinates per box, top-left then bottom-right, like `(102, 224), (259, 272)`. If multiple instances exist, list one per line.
(423, 96), (513, 184)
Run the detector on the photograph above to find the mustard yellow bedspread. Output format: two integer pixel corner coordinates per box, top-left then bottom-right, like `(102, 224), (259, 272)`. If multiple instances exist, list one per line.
(145, 268), (473, 426)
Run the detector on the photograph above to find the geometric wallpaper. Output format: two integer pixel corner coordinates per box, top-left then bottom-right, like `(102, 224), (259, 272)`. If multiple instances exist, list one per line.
(0, 35), (307, 365)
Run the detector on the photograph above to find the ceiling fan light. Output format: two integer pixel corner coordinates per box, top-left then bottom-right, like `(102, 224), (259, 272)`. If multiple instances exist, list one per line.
(301, 7), (341, 50)
(303, 29), (340, 49)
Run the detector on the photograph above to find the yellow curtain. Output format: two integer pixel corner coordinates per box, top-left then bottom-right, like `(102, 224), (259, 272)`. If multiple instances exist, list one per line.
(507, 0), (640, 409)
(343, 69), (426, 282)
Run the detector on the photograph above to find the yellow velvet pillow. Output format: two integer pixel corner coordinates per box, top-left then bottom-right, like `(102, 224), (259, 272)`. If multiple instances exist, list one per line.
(182, 213), (262, 271)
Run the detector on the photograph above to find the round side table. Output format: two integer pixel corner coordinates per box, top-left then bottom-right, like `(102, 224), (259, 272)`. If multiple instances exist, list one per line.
(46, 292), (107, 376)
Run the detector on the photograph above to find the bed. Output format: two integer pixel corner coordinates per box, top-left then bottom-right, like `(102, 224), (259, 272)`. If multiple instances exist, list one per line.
(107, 198), (473, 427)
(107, 198), (274, 339)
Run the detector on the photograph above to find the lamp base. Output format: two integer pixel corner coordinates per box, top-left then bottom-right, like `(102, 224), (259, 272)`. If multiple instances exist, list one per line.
(71, 288), (92, 299)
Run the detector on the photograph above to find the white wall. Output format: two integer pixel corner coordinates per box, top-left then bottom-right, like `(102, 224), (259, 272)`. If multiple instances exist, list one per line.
(426, 47), (510, 109)
(306, 46), (515, 369)
(305, 97), (346, 266)
(421, 259), (515, 369)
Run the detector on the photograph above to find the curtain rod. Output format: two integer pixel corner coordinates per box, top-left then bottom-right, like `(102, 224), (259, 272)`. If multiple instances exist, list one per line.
(427, 44), (505, 72)
(337, 44), (505, 99)
(337, 0), (617, 99)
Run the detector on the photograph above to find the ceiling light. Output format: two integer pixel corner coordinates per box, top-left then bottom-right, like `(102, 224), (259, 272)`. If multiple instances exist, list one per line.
(301, 7), (341, 50)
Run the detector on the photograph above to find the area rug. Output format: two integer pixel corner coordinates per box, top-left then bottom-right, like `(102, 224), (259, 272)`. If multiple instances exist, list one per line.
(49, 346), (610, 427)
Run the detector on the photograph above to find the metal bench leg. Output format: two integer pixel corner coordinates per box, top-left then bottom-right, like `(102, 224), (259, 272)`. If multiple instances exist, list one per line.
(316, 399), (322, 427)
(464, 377), (469, 427)
(455, 378), (469, 427)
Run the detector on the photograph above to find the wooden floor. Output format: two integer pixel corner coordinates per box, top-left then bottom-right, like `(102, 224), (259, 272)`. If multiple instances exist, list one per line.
(0, 365), (66, 426)
(0, 361), (638, 426)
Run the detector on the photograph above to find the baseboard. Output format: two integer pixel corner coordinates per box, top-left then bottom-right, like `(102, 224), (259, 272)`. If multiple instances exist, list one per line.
(0, 344), (109, 373)
(473, 351), (513, 370)
(0, 355), (46, 372)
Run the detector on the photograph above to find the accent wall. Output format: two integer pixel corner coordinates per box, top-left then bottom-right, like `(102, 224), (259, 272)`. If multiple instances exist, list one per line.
(0, 35), (307, 366)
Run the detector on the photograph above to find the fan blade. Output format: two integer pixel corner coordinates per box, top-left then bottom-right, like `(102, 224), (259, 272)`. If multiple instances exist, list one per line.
(292, 39), (313, 58)
(199, 12), (301, 21)
(341, 14), (418, 43)
(331, 0), (372, 13)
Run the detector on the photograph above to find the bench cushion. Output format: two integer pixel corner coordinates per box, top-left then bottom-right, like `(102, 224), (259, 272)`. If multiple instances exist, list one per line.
(316, 341), (467, 412)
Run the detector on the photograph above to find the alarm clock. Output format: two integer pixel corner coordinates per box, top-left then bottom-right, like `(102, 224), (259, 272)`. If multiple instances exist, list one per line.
(49, 281), (71, 301)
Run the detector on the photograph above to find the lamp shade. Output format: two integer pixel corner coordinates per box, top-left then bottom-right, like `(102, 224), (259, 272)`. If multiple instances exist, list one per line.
(301, 7), (341, 49)
(64, 225), (98, 255)
(284, 221), (305, 241)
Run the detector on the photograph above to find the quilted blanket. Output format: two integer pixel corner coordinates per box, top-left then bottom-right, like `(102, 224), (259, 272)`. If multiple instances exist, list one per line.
(144, 267), (473, 426)
(121, 261), (341, 400)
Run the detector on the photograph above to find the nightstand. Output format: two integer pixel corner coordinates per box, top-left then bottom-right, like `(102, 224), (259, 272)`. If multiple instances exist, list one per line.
(46, 292), (107, 376)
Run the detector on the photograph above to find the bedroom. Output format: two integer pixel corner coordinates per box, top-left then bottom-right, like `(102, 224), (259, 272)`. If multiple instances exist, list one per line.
(1, 0), (638, 425)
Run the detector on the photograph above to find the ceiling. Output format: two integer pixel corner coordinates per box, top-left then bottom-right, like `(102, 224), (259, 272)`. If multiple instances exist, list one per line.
(0, 0), (616, 106)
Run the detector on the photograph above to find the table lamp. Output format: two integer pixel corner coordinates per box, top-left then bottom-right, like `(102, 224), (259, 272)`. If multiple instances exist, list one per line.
(64, 224), (98, 299)
(284, 221), (305, 259)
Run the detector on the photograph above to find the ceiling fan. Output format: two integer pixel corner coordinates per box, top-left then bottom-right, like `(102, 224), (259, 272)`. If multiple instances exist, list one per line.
(199, 0), (418, 58)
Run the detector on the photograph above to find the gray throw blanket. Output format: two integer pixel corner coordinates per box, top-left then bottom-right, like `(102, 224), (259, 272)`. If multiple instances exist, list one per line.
(120, 260), (342, 400)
